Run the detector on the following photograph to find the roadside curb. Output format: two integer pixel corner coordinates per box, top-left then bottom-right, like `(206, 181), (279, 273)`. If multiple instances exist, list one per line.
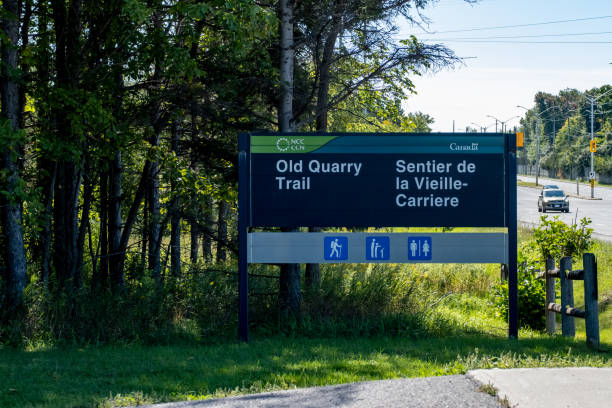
(517, 183), (603, 200)
(567, 194), (603, 200)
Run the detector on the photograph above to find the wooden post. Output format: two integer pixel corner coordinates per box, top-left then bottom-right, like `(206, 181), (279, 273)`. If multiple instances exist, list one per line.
(238, 133), (250, 342)
(583, 253), (599, 350)
(500, 263), (508, 281)
(545, 257), (556, 335)
(506, 133), (518, 339)
(560, 256), (575, 337)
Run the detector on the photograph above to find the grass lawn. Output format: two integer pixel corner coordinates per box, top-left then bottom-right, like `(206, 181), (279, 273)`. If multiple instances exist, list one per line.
(517, 180), (538, 188)
(2, 289), (611, 408)
(0, 333), (610, 408)
(2, 232), (611, 408)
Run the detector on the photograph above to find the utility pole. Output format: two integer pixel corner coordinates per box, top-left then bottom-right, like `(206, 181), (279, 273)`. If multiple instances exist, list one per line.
(535, 116), (541, 186)
(568, 117), (572, 178)
(584, 87), (612, 198)
(589, 97), (595, 198)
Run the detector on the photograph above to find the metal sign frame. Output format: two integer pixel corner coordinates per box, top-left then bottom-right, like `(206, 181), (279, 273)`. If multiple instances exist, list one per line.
(239, 132), (518, 341)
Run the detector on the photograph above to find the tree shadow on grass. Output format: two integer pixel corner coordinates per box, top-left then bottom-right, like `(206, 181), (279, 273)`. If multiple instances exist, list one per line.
(2, 332), (609, 407)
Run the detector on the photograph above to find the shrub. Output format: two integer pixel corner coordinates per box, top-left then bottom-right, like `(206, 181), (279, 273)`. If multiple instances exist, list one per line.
(492, 241), (546, 331)
(533, 216), (593, 261)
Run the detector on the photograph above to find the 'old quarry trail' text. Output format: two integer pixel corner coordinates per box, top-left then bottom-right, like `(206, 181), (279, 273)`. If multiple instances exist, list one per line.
(274, 159), (362, 190)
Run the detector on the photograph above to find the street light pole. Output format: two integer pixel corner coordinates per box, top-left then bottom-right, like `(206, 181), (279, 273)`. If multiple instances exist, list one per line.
(487, 115), (520, 134)
(470, 122), (487, 133)
(517, 106), (557, 186)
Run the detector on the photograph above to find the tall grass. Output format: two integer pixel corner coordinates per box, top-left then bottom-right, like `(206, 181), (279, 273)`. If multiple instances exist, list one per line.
(3, 226), (611, 348)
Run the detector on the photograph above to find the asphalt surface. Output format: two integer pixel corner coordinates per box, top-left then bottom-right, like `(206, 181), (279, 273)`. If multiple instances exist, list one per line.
(139, 375), (503, 408)
(138, 367), (612, 408)
(517, 175), (612, 242)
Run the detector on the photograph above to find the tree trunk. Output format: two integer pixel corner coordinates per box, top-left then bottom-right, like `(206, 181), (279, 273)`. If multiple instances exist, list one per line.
(39, 160), (57, 284)
(190, 222), (199, 264)
(147, 128), (162, 282)
(306, 19), (342, 291)
(17, 0), (31, 131)
(0, 0), (26, 315)
(75, 165), (94, 291)
(216, 201), (229, 263)
(279, 0), (294, 131)
(35, 2), (53, 285)
(189, 112), (198, 264)
(277, 0), (301, 320)
(314, 17), (342, 132)
(96, 168), (109, 290)
(279, 255), (301, 320)
(188, 23), (203, 266)
(201, 195), (214, 263)
(116, 160), (150, 277)
(141, 198), (148, 270)
(148, 160), (162, 281)
(170, 121), (182, 277)
(51, 0), (83, 295)
(53, 161), (82, 294)
(108, 151), (124, 290)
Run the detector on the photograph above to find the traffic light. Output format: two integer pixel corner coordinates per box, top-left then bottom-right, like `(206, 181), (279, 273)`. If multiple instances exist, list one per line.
(589, 139), (597, 153)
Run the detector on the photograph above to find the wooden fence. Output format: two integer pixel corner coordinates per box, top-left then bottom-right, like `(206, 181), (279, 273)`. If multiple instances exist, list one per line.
(536, 253), (599, 350)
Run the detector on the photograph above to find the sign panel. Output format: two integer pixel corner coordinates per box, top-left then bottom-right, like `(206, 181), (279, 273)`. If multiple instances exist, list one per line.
(249, 134), (507, 228)
(238, 132), (519, 341)
(247, 232), (508, 264)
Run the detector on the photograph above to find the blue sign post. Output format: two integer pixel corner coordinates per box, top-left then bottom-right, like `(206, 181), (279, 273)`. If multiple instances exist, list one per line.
(239, 132), (518, 342)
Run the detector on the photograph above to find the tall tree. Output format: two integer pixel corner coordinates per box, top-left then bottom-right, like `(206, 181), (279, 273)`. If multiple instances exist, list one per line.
(277, 0), (303, 319)
(1, 0), (27, 315)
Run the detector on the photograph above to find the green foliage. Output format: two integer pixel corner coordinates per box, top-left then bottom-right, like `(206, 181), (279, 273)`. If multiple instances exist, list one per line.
(0, 264), (241, 347)
(533, 216), (593, 261)
(297, 264), (432, 337)
(492, 242), (547, 331)
(520, 86), (612, 177)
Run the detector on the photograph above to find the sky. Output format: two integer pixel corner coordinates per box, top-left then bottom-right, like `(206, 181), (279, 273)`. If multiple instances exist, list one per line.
(397, 0), (612, 132)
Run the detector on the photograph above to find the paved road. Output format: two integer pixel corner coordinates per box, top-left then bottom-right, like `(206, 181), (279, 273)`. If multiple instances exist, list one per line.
(518, 175), (612, 242)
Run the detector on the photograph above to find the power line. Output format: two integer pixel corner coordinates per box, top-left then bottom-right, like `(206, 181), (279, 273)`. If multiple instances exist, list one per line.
(427, 40), (612, 44)
(426, 30), (612, 41)
(430, 15), (612, 34)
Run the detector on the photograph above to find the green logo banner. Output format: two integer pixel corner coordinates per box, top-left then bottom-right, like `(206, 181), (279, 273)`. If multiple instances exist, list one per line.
(250, 134), (505, 154)
(251, 135), (337, 153)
